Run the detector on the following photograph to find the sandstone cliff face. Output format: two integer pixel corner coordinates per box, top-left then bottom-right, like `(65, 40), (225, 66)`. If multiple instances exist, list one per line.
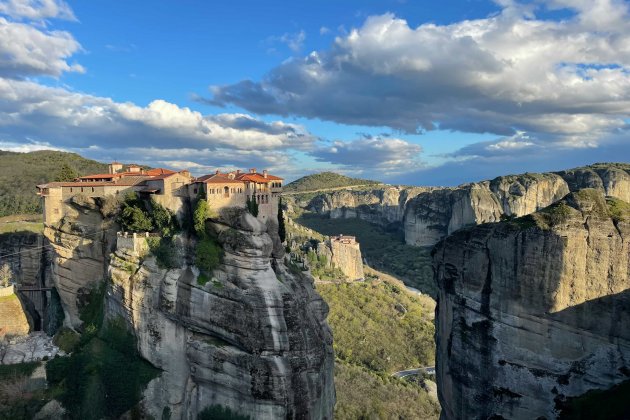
(0, 231), (50, 288)
(45, 199), (117, 328)
(105, 210), (335, 419)
(433, 190), (630, 419)
(308, 186), (429, 226)
(303, 164), (630, 248)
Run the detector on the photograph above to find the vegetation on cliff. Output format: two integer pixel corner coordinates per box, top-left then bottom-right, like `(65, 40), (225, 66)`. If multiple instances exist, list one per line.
(0, 150), (107, 217)
(284, 172), (382, 193)
(334, 362), (440, 419)
(316, 270), (438, 418)
(46, 285), (159, 419)
(317, 276), (435, 373)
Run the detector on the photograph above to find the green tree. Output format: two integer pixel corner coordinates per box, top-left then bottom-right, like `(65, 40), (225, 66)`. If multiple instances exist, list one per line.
(246, 195), (259, 217)
(118, 205), (153, 232)
(194, 199), (209, 238)
(54, 163), (79, 182)
(278, 197), (286, 243)
(151, 199), (178, 237)
(195, 237), (221, 273)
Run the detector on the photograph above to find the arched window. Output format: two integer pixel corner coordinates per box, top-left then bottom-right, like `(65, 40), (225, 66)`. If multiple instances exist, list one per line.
(224, 186), (229, 197)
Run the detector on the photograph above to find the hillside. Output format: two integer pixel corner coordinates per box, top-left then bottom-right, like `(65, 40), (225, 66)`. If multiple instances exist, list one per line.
(284, 171), (382, 193)
(316, 269), (439, 418)
(0, 151), (108, 217)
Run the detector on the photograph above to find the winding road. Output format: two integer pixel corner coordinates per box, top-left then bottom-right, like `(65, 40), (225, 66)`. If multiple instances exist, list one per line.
(393, 367), (435, 378)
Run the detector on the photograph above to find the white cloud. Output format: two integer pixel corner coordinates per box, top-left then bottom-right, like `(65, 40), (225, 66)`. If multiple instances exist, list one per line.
(265, 30), (306, 53)
(311, 136), (423, 174)
(0, 139), (64, 152)
(0, 16), (83, 78)
(210, 3), (630, 149)
(0, 0), (75, 21)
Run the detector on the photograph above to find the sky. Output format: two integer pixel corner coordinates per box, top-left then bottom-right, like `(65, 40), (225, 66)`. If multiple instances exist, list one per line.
(0, 0), (629, 185)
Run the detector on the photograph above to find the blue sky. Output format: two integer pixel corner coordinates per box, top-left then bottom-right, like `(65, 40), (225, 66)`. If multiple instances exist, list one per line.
(0, 0), (629, 185)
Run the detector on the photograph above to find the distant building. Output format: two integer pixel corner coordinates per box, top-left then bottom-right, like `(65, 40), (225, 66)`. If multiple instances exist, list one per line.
(36, 163), (283, 224)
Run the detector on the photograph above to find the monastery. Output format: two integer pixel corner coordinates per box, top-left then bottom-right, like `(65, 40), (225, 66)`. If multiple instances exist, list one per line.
(36, 162), (283, 225)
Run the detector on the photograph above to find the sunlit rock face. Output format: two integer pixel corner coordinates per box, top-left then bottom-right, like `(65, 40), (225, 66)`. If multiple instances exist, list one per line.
(433, 190), (630, 419)
(106, 210), (335, 419)
(302, 164), (630, 248)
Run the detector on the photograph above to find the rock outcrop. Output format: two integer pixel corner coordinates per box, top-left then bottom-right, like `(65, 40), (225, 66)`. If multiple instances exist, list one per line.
(0, 231), (50, 288)
(433, 190), (630, 419)
(0, 285), (31, 337)
(105, 209), (335, 419)
(45, 198), (118, 328)
(316, 236), (364, 281)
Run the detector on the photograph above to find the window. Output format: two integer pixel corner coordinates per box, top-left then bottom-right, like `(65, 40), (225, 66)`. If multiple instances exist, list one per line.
(193, 188), (198, 194)
(91, 187), (95, 192)
(70, 188), (73, 193)
(81, 187), (84, 192)
(53, 208), (60, 214)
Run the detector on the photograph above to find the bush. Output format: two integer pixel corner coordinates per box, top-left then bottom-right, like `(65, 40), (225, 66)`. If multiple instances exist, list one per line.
(195, 237), (221, 273)
(146, 237), (181, 269)
(151, 200), (178, 237)
(119, 205), (153, 232)
(53, 328), (81, 353)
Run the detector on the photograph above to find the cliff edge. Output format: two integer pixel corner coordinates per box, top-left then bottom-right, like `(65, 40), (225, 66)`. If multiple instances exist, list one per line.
(433, 189), (630, 419)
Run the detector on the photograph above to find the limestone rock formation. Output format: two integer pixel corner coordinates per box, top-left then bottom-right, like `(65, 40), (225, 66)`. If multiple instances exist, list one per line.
(45, 200), (117, 328)
(105, 209), (334, 419)
(302, 164), (630, 248)
(433, 189), (630, 419)
(327, 236), (364, 280)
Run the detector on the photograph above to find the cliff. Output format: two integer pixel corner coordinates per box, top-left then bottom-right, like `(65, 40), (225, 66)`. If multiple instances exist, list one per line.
(302, 163), (630, 248)
(43, 201), (334, 419)
(433, 189), (630, 419)
(0, 285), (31, 337)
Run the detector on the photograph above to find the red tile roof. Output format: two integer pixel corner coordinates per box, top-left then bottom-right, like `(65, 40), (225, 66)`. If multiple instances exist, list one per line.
(146, 168), (176, 176)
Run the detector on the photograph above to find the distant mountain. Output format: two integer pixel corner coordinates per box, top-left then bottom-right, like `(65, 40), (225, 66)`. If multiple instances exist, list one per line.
(0, 150), (108, 217)
(284, 172), (382, 193)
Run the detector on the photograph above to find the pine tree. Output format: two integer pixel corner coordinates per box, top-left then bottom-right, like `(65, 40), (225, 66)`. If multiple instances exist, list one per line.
(54, 164), (79, 182)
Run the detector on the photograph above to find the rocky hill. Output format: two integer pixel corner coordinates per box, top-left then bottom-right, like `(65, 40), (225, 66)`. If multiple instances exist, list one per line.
(433, 189), (630, 419)
(284, 172), (382, 193)
(303, 163), (630, 247)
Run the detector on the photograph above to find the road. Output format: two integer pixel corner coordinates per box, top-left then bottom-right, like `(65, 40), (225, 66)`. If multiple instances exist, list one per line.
(393, 367), (435, 378)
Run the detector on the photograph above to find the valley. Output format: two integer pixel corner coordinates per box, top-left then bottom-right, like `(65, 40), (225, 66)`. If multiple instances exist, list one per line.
(0, 152), (628, 419)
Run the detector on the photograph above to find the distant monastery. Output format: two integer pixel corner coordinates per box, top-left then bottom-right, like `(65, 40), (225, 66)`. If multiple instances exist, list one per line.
(37, 162), (283, 224)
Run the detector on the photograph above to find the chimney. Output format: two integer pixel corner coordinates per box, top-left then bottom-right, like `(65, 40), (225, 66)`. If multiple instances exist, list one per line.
(263, 170), (268, 178)
(215, 169), (220, 174)
(236, 169), (241, 175)
(250, 168), (256, 173)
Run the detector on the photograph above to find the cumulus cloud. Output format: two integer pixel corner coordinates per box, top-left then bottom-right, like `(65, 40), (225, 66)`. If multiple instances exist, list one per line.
(311, 136), (423, 173)
(0, 6), (320, 175)
(0, 78), (317, 152)
(210, 3), (630, 149)
(0, 0), (75, 21)
(0, 16), (83, 78)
